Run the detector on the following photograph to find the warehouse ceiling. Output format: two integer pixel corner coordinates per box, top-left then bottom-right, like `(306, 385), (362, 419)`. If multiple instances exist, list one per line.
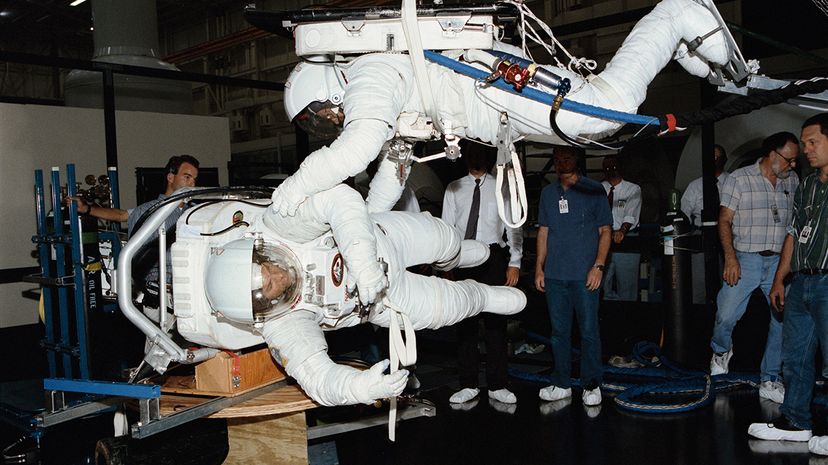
(0, 0), (249, 51)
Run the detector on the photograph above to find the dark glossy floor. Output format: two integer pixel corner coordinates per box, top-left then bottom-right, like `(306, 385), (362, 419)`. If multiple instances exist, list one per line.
(3, 291), (827, 465)
(327, 336), (827, 465)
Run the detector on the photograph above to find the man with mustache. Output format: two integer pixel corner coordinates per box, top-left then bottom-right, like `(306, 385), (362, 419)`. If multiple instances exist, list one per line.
(709, 132), (800, 405)
(748, 113), (828, 447)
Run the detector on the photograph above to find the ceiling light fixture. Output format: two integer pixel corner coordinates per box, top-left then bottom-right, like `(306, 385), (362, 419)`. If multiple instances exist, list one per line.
(69, 0), (88, 6)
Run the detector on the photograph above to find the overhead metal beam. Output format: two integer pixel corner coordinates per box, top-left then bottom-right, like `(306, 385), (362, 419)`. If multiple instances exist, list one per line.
(0, 50), (285, 92)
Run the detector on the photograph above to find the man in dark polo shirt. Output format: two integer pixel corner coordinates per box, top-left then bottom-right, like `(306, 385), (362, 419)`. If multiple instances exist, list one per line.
(748, 113), (828, 448)
(535, 147), (612, 407)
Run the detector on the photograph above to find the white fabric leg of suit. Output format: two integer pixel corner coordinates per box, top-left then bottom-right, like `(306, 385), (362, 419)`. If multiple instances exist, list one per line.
(367, 211), (520, 330)
(260, 208), (525, 406)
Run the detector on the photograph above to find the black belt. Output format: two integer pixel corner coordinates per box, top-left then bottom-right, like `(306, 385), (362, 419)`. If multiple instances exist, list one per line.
(758, 250), (779, 257)
(799, 269), (828, 275)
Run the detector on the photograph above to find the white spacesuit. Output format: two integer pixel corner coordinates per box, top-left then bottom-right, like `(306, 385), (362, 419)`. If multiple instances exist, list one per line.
(272, 0), (732, 215)
(171, 184), (526, 406)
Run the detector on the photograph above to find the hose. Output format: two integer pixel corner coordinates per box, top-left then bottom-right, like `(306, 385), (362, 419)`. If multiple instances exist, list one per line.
(510, 340), (760, 414)
(423, 50), (660, 126)
(663, 78), (828, 131)
(130, 186), (273, 237)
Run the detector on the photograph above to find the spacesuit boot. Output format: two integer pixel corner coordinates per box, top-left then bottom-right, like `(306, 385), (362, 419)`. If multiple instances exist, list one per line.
(433, 239), (490, 271)
(482, 286), (526, 316)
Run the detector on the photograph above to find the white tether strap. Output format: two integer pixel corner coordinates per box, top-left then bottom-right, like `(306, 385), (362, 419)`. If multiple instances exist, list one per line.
(384, 296), (417, 442)
(494, 115), (528, 228)
(400, 0), (444, 133)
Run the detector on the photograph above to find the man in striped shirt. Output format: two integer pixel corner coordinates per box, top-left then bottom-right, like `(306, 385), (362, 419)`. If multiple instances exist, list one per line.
(748, 113), (828, 448)
(709, 132), (800, 404)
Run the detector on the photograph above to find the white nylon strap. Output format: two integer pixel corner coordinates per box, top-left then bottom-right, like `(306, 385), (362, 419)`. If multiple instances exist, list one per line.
(384, 296), (417, 442)
(400, 0), (444, 133)
(494, 116), (528, 228)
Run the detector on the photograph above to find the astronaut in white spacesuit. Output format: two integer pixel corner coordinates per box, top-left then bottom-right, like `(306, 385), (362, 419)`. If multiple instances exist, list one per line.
(271, 0), (732, 215)
(188, 181), (526, 407)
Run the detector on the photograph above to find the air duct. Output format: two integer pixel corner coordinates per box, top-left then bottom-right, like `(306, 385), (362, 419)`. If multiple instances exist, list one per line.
(64, 0), (192, 114)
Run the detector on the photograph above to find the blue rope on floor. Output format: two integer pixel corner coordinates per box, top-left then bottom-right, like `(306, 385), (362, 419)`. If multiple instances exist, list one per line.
(510, 340), (760, 413)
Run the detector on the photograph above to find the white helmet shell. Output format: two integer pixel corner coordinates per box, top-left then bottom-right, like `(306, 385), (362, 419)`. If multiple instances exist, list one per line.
(284, 60), (346, 122)
(205, 238), (303, 324)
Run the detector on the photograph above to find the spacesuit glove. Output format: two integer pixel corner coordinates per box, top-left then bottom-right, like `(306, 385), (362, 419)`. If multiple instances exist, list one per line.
(271, 181), (310, 217)
(351, 360), (409, 404)
(354, 262), (388, 306)
(673, 42), (713, 78)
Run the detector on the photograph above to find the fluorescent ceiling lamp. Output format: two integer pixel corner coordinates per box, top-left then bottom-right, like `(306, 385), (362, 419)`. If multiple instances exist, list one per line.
(70, 0), (88, 6)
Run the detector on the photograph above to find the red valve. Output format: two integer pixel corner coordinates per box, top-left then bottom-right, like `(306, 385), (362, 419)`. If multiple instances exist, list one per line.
(496, 60), (530, 91)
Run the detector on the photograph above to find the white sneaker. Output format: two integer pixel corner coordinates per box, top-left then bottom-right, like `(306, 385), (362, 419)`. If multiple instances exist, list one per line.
(539, 385), (572, 401)
(582, 387), (602, 406)
(710, 348), (733, 375)
(449, 387), (480, 404)
(488, 388), (517, 404)
(484, 287), (527, 316)
(758, 380), (785, 404)
(748, 422), (812, 442)
(810, 436), (828, 455)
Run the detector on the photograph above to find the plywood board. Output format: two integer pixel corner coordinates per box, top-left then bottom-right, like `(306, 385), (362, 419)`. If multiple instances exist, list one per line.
(225, 412), (308, 465)
(159, 383), (317, 419)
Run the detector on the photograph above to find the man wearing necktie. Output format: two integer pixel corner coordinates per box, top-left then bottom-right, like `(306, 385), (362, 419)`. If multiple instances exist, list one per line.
(601, 155), (642, 302)
(441, 143), (523, 406)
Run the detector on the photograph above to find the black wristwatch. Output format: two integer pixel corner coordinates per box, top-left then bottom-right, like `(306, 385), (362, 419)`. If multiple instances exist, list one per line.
(593, 264), (606, 271)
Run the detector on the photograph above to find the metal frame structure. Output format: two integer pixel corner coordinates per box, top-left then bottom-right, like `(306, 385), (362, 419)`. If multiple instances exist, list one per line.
(28, 164), (124, 379)
(29, 165), (89, 379)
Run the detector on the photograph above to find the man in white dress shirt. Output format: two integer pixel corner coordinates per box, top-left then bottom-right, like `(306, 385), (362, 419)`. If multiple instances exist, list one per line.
(682, 144), (729, 228)
(601, 156), (642, 301)
(441, 144), (523, 406)
(681, 144), (729, 304)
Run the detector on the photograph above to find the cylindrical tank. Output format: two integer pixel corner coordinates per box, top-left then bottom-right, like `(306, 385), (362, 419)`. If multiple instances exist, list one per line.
(64, 0), (192, 114)
(661, 189), (691, 364)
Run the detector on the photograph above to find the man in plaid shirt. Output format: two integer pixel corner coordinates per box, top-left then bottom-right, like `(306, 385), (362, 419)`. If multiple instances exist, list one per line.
(709, 132), (800, 404)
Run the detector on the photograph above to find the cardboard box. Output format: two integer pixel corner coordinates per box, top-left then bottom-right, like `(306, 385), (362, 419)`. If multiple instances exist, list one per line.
(191, 347), (287, 396)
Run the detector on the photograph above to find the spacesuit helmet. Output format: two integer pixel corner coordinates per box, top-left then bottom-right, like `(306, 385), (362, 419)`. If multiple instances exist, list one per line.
(284, 60), (346, 139)
(205, 238), (302, 324)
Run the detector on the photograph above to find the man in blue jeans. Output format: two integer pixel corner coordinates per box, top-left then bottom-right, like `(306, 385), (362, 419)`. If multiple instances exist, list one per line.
(709, 132), (800, 404)
(748, 113), (828, 449)
(535, 147), (612, 406)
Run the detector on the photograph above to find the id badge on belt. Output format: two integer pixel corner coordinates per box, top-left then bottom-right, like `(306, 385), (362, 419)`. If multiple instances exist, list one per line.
(559, 199), (569, 214)
(799, 225), (813, 244)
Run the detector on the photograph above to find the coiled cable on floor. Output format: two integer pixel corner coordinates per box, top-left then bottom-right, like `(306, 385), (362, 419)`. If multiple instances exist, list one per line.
(510, 340), (760, 414)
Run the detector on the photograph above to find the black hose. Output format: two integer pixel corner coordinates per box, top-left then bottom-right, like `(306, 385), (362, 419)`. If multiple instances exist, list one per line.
(549, 108), (626, 150)
(130, 186), (273, 237)
(185, 198), (271, 225)
(666, 78), (828, 130)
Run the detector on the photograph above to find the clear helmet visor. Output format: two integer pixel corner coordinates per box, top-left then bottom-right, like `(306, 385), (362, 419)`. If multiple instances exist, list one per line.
(250, 242), (302, 322)
(205, 239), (303, 324)
(293, 100), (344, 139)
